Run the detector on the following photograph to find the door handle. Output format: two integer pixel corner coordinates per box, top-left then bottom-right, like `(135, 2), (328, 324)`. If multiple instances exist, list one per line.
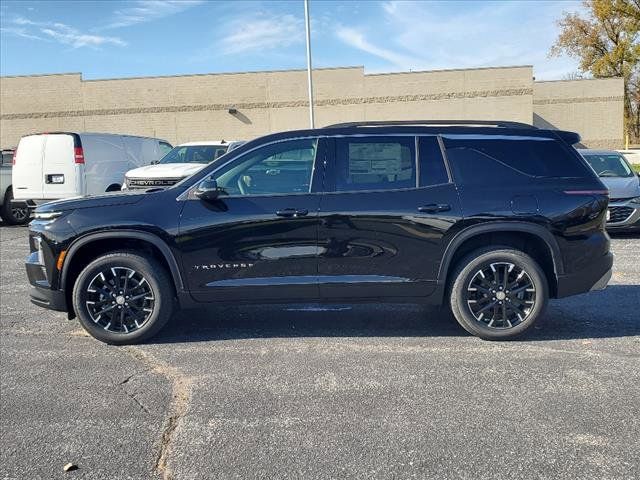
(276, 208), (308, 217)
(418, 204), (451, 213)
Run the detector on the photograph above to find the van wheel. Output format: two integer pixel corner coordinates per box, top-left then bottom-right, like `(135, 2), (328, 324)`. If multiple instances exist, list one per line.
(105, 184), (121, 192)
(0, 188), (30, 225)
(449, 247), (548, 340)
(72, 251), (174, 345)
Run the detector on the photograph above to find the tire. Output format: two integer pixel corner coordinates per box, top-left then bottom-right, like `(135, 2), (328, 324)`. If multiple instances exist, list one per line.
(0, 188), (30, 225)
(449, 247), (548, 340)
(72, 251), (174, 345)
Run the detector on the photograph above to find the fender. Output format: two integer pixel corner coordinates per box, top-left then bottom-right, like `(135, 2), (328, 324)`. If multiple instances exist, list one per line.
(60, 229), (185, 292)
(437, 221), (564, 284)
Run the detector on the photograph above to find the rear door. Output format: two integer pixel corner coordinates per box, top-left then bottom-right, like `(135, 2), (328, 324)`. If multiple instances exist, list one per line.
(12, 134), (46, 200)
(42, 134), (78, 199)
(317, 135), (461, 299)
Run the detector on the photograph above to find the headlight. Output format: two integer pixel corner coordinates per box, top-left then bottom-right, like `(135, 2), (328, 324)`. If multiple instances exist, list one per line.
(630, 197), (640, 205)
(34, 211), (63, 220)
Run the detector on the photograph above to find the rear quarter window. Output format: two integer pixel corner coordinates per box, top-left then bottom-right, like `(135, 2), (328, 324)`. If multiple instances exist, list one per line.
(443, 135), (591, 185)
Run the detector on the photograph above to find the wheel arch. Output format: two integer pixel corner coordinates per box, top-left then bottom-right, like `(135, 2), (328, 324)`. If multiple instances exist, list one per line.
(439, 222), (563, 298)
(60, 230), (184, 315)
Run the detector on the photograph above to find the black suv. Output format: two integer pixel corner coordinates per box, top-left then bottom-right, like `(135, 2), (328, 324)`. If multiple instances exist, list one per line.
(25, 120), (613, 344)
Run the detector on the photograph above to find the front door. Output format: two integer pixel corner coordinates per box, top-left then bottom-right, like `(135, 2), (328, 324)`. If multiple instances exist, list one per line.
(178, 138), (325, 302)
(318, 135), (461, 299)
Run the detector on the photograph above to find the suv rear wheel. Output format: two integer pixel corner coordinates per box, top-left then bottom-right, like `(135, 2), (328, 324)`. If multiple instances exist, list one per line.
(72, 251), (174, 345)
(449, 247), (548, 340)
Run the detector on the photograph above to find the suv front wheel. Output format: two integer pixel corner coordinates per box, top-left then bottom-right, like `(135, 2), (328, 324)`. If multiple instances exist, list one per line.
(72, 251), (174, 344)
(449, 247), (548, 340)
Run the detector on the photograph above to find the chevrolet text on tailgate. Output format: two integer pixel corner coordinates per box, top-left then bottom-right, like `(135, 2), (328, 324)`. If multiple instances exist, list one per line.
(25, 120), (614, 344)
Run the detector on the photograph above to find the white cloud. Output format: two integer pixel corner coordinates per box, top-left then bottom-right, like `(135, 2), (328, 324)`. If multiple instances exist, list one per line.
(0, 26), (48, 42)
(336, 0), (584, 79)
(3, 16), (126, 48)
(219, 13), (304, 55)
(42, 24), (127, 48)
(335, 26), (415, 69)
(104, 0), (203, 29)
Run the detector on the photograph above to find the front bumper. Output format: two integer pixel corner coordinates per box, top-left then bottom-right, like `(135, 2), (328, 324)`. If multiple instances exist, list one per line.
(25, 251), (67, 312)
(556, 252), (614, 298)
(606, 199), (640, 231)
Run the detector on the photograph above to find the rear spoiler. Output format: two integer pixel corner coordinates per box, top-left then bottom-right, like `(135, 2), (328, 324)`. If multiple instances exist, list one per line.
(555, 131), (581, 146)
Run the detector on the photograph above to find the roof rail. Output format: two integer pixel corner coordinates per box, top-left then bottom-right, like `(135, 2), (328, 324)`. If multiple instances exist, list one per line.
(323, 120), (536, 129)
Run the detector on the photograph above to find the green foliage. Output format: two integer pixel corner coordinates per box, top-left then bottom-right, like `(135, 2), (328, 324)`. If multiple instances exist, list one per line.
(551, 0), (640, 138)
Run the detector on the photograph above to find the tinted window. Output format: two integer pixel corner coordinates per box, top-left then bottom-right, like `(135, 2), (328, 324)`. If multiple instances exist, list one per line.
(214, 138), (317, 196)
(334, 137), (416, 192)
(582, 153), (633, 178)
(445, 147), (523, 185)
(160, 145), (228, 164)
(418, 137), (449, 186)
(1, 152), (13, 166)
(443, 135), (590, 178)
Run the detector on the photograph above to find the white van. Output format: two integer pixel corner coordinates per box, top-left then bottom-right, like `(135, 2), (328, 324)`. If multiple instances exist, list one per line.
(12, 132), (172, 207)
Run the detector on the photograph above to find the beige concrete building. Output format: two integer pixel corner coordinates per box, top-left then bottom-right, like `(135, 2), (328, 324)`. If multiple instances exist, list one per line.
(0, 65), (623, 149)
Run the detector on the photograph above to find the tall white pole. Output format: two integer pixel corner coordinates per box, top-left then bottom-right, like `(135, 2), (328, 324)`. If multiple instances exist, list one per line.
(304, 0), (315, 128)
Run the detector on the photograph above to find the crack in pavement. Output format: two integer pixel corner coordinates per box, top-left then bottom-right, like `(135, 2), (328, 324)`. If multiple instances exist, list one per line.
(122, 387), (152, 414)
(125, 346), (193, 480)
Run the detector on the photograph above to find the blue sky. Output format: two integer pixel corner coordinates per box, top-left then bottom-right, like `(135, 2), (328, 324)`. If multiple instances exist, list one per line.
(1, 0), (584, 80)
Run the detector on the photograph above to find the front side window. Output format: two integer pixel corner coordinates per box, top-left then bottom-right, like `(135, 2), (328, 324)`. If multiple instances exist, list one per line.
(160, 145), (228, 164)
(582, 153), (634, 178)
(213, 138), (317, 196)
(334, 137), (416, 192)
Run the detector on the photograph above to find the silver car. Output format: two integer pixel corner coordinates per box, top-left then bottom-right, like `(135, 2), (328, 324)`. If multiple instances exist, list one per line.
(578, 149), (640, 231)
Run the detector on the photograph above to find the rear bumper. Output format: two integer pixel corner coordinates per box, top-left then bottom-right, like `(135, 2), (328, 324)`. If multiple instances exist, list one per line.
(25, 251), (67, 312)
(556, 252), (614, 298)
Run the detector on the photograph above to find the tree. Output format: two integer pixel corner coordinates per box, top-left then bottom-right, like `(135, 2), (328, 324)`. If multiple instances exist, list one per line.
(551, 0), (640, 139)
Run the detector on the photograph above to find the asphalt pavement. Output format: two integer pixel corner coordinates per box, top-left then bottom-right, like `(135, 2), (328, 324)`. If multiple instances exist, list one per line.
(1, 224), (639, 479)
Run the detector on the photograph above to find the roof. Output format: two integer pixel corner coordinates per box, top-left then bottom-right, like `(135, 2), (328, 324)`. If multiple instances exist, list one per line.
(177, 140), (240, 147)
(577, 149), (620, 155)
(238, 124), (578, 147)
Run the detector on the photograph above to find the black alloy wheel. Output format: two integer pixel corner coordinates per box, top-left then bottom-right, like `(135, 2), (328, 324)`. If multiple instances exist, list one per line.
(466, 262), (536, 329)
(73, 251), (174, 344)
(449, 247), (548, 340)
(85, 267), (155, 334)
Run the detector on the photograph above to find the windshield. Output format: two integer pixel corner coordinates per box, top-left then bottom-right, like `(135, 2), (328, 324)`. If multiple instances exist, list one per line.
(583, 153), (634, 178)
(159, 145), (228, 164)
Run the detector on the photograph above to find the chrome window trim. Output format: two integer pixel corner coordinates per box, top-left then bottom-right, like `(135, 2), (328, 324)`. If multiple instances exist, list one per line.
(415, 136), (420, 189)
(178, 132), (443, 201)
(435, 135), (454, 184)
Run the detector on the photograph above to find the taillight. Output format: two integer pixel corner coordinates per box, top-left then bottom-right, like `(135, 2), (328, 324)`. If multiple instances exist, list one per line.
(12, 148), (17, 165)
(74, 147), (85, 164)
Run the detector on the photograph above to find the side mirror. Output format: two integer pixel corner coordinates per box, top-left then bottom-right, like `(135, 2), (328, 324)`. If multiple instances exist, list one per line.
(195, 177), (221, 201)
